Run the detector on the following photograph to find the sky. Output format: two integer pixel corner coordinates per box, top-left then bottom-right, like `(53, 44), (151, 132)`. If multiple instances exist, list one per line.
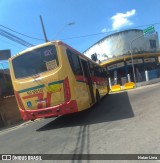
(0, 0), (160, 57)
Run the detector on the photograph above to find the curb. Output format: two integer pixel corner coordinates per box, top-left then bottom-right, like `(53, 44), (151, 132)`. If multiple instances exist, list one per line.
(110, 82), (160, 94)
(0, 118), (43, 134)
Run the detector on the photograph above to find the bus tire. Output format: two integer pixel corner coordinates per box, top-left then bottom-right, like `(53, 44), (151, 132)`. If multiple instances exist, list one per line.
(96, 89), (100, 103)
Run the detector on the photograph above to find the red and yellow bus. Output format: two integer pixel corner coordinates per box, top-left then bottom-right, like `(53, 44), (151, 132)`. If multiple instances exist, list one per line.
(9, 41), (109, 121)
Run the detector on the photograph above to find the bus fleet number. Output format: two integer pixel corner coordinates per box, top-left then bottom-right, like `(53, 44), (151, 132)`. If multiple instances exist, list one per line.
(27, 88), (43, 95)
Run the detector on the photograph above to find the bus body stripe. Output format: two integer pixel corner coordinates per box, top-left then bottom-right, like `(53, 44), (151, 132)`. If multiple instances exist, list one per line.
(18, 80), (63, 94)
(18, 85), (45, 94)
(48, 80), (63, 86)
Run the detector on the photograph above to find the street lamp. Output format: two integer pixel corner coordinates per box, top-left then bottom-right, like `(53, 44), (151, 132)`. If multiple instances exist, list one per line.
(54, 22), (75, 39)
(130, 34), (143, 86)
(67, 22), (75, 26)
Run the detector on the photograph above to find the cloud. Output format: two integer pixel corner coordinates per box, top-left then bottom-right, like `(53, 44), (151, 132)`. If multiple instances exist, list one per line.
(101, 28), (111, 33)
(111, 9), (136, 30)
(101, 28), (107, 33)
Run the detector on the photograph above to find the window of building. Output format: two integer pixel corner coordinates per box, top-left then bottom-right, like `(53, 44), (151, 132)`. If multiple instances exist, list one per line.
(150, 40), (156, 49)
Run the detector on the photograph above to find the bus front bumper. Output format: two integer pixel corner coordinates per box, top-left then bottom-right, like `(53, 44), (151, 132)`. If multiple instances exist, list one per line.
(20, 100), (78, 121)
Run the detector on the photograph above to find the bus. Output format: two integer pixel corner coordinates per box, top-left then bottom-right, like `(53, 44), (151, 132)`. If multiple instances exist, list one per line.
(9, 41), (109, 121)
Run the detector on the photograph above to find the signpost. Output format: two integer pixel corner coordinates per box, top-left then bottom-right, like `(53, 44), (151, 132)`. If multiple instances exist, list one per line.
(0, 50), (11, 60)
(143, 26), (155, 37)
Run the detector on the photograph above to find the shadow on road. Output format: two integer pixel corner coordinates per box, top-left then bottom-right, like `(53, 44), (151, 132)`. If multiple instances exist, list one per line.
(36, 92), (134, 131)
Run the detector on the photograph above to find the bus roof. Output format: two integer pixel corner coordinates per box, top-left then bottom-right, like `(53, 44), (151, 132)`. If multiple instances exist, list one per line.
(9, 40), (99, 66)
(57, 41), (99, 65)
(9, 41), (58, 61)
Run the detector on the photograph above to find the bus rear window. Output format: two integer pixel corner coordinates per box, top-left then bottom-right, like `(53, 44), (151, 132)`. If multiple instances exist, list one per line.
(12, 45), (59, 79)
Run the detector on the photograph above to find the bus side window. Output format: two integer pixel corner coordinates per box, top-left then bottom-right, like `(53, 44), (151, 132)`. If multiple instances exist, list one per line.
(103, 68), (108, 78)
(66, 50), (74, 72)
(89, 62), (94, 77)
(66, 50), (83, 76)
(93, 65), (99, 77)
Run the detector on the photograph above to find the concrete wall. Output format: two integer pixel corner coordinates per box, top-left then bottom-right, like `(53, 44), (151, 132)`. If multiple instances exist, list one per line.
(0, 96), (21, 127)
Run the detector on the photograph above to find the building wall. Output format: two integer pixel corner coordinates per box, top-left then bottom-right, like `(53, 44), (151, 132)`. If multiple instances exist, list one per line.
(84, 29), (159, 62)
(0, 51), (19, 127)
(0, 96), (21, 127)
(0, 62), (14, 97)
(101, 53), (160, 86)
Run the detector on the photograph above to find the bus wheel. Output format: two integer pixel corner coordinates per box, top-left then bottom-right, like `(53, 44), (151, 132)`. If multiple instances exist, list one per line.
(96, 89), (100, 103)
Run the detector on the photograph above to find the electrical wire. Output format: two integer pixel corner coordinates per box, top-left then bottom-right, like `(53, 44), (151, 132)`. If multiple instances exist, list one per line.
(0, 24), (44, 41)
(1, 22), (160, 42)
(0, 28), (34, 47)
(0, 38), (24, 49)
(0, 21), (160, 47)
(60, 22), (160, 40)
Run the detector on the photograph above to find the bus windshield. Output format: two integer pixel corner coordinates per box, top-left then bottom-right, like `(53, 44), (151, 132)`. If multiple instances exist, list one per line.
(12, 45), (59, 79)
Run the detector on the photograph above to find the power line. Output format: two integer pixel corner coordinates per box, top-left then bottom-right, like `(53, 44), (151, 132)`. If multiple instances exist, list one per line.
(0, 21), (160, 44)
(60, 22), (160, 40)
(0, 38), (24, 49)
(0, 24), (44, 41)
(0, 28), (34, 47)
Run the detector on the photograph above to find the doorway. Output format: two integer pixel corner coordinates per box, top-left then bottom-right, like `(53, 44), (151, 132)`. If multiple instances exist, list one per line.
(80, 59), (95, 104)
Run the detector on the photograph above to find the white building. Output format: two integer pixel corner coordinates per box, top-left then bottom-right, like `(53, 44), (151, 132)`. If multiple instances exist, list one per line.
(84, 29), (160, 86)
(84, 29), (159, 62)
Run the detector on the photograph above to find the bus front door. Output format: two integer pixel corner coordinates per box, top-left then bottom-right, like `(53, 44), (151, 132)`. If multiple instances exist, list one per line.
(81, 59), (95, 104)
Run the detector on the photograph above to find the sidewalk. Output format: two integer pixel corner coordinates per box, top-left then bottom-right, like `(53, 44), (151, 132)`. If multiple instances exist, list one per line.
(110, 81), (160, 94)
(136, 77), (160, 87)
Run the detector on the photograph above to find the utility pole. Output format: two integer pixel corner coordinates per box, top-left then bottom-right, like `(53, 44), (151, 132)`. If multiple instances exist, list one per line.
(130, 34), (143, 86)
(40, 15), (48, 42)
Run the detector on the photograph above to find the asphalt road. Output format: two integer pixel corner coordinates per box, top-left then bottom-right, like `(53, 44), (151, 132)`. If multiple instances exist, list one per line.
(0, 83), (160, 162)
